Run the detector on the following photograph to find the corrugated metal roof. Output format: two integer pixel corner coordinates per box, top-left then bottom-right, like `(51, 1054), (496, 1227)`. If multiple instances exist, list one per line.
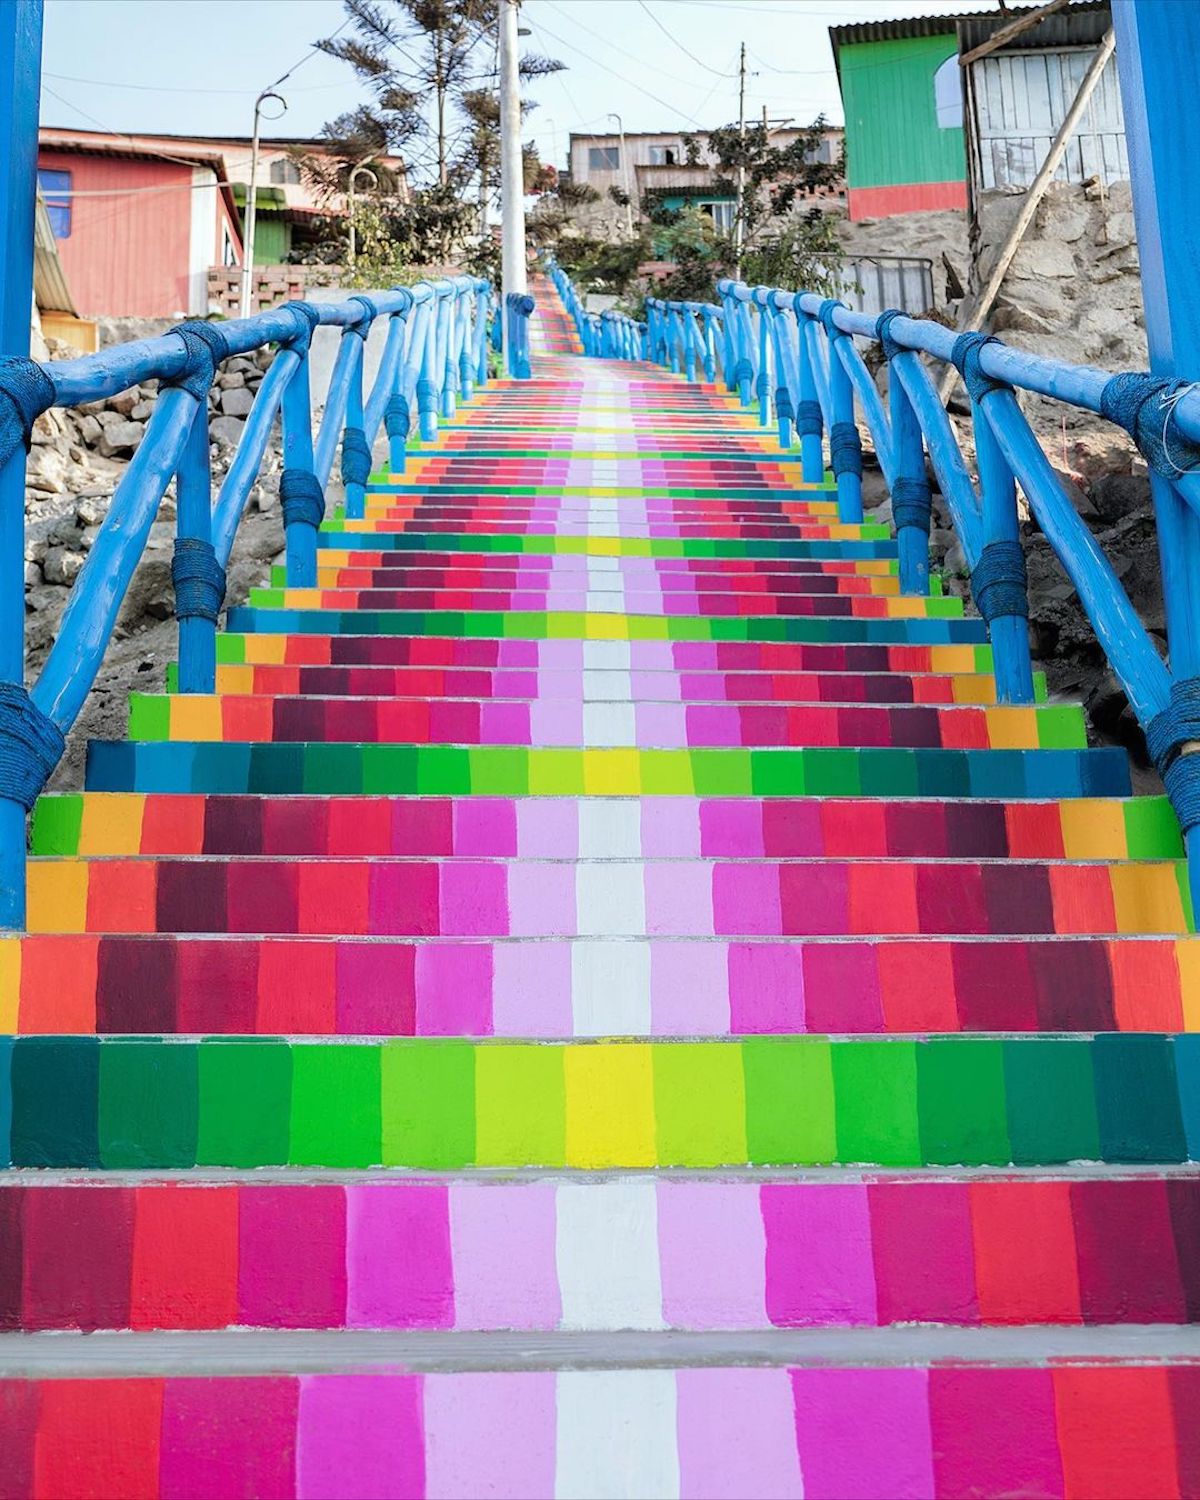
(33, 194), (76, 316)
(830, 1), (1108, 55)
(958, 0), (1110, 54)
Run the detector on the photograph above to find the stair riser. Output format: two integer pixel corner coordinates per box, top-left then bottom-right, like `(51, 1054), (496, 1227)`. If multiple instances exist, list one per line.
(2, 1034), (1195, 1170)
(6, 934), (1197, 1036)
(315, 532), (899, 558)
(129, 698), (1081, 753)
(4, 1177), (1197, 1333)
(27, 856), (1187, 938)
(7, 1364), (1194, 1500)
(83, 740), (1133, 800)
(207, 666), (1012, 706)
(32, 793), (1179, 863)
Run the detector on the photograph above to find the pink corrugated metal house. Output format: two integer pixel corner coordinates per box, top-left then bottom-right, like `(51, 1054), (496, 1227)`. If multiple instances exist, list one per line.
(37, 128), (244, 318)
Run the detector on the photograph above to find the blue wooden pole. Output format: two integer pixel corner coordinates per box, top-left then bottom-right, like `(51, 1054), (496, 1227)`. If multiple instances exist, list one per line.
(823, 316), (864, 524)
(973, 395), (1035, 702)
(280, 350), (319, 586)
(888, 368), (931, 595)
(1113, 0), (1200, 913)
(342, 334), (368, 520)
(174, 404), (216, 692)
(0, 0), (44, 929)
(794, 313), (825, 485)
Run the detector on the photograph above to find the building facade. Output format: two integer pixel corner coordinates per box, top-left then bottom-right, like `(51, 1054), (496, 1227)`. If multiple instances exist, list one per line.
(831, 2), (1122, 222)
(566, 126), (843, 229)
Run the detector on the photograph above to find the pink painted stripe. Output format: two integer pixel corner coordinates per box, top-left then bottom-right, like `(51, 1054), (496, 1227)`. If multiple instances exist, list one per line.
(449, 1181), (561, 1330)
(423, 1371), (558, 1498)
(676, 1368), (804, 1498)
(297, 1374), (425, 1500)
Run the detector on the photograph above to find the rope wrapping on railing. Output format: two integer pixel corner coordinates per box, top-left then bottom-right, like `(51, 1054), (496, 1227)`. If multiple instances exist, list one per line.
(0, 682), (65, 812)
(171, 536), (226, 624)
(279, 301), (320, 353)
(818, 299), (848, 342)
(167, 322), (230, 399)
(795, 400), (823, 439)
(0, 358), (56, 472)
(1100, 372), (1200, 476)
(341, 427), (373, 488)
(346, 295), (379, 338)
(279, 468), (325, 529)
(384, 395), (411, 440)
(733, 359), (753, 387)
(970, 538), (1029, 624)
(891, 476), (933, 534)
(774, 386), (793, 422)
(829, 421), (863, 478)
(875, 309), (906, 363)
(1146, 680), (1200, 833)
(950, 331), (1004, 403)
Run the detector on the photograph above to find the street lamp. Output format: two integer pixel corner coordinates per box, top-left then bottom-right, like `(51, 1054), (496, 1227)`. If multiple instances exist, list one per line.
(346, 163), (378, 271)
(607, 111), (634, 237)
(239, 87), (287, 319)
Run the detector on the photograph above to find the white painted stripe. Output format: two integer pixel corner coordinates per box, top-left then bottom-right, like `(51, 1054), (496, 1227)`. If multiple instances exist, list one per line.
(582, 701), (637, 747)
(555, 1369), (679, 1499)
(579, 800), (641, 858)
(583, 641), (632, 670)
(556, 1182), (665, 1330)
(576, 863), (646, 936)
(582, 669), (634, 702)
(571, 939), (651, 1035)
(586, 593), (625, 614)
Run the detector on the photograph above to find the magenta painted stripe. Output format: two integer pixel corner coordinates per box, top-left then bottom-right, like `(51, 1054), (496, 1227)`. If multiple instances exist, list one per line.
(298, 1374), (425, 1500)
(791, 1368), (935, 1499)
(346, 1183), (454, 1330)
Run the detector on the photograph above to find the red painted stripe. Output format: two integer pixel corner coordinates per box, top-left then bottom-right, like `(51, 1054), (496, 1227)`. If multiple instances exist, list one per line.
(847, 181), (967, 220)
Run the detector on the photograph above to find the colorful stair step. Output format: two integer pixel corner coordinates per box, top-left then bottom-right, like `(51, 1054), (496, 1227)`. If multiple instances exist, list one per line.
(4, 1175), (1200, 1333)
(126, 693), (1085, 752)
(83, 740), (1134, 800)
(2, 1033), (1198, 1169)
(34, 793), (1177, 862)
(7, 1363), (1199, 1500)
(314, 530), (899, 558)
(5, 932), (1200, 1036)
(27, 853), (1188, 938)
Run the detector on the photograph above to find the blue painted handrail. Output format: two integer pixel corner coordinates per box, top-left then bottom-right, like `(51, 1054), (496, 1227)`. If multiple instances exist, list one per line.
(503, 292), (535, 380)
(0, 275), (491, 926)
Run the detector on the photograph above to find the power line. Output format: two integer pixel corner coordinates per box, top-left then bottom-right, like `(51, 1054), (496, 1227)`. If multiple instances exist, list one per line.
(528, 12), (708, 126)
(43, 71), (346, 96)
(635, 0), (737, 77)
(538, 0), (720, 93)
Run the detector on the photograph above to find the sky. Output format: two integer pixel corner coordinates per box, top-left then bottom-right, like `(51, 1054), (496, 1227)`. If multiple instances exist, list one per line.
(39, 0), (1004, 179)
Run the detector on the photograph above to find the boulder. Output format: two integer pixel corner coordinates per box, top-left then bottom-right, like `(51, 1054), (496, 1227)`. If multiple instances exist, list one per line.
(220, 386), (255, 418)
(25, 445), (70, 494)
(209, 415), (246, 448)
(98, 420), (145, 456)
(42, 547), (86, 586)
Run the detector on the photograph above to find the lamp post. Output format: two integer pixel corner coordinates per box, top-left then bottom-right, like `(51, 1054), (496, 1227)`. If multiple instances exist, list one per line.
(607, 111), (634, 237)
(239, 87), (287, 318)
(346, 162), (378, 272)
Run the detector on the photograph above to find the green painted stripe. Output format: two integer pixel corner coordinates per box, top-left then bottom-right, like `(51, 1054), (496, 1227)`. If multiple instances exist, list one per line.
(3, 1035), (1194, 1170)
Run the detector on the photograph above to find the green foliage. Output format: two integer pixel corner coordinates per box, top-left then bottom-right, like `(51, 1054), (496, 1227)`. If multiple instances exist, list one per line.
(551, 234), (649, 297)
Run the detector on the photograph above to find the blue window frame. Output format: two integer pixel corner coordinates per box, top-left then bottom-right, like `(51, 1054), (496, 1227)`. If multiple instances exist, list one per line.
(38, 168), (72, 238)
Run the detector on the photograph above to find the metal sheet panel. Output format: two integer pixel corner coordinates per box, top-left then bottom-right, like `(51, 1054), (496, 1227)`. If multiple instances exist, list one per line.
(972, 46), (1127, 190)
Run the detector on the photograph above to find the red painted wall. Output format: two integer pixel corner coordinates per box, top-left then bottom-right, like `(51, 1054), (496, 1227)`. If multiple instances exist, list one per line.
(37, 150), (213, 318)
(847, 180), (967, 221)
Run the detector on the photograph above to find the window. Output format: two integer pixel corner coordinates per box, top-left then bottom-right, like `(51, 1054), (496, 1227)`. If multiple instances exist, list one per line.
(699, 200), (735, 233)
(934, 56), (964, 129)
(269, 157), (302, 185)
(37, 168), (71, 238)
(648, 144), (678, 166)
(588, 145), (620, 170)
(222, 224), (239, 268)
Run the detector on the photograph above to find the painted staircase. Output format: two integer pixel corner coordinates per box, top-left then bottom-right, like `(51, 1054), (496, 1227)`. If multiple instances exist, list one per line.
(3, 273), (1200, 1498)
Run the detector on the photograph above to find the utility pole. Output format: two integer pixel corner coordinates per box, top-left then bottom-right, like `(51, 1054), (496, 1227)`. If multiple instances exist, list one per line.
(239, 86), (287, 318)
(499, 0), (527, 299)
(734, 41), (746, 275)
(608, 112), (634, 238)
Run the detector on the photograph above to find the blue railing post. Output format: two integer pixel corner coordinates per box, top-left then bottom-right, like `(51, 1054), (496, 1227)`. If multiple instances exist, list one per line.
(503, 292), (534, 380)
(886, 356), (931, 595)
(752, 290), (772, 426)
(0, 0), (45, 929)
(418, 290), (444, 441)
(973, 393), (1035, 703)
(817, 301), (864, 523)
(277, 303), (323, 588)
(340, 298), (376, 521)
(173, 403), (219, 693)
(473, 283), (490, 387)
(793, 304), (825, 486)
(1114, 0), (1200, 911)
